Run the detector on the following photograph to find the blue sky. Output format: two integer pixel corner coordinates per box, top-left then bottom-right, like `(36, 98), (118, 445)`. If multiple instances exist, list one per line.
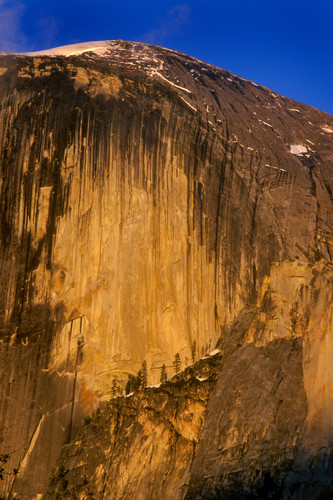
(0, 0), (332, 115)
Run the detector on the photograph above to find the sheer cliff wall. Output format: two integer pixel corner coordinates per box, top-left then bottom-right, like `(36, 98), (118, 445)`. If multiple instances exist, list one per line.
(0, 41), (332, 497)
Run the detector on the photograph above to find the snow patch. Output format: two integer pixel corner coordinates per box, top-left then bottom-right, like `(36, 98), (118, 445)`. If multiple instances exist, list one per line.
(17, 40), (165, 73)
(147, 383), (161, 388)
(150, 70), (191, 93)
(258, 119), (273, 129)
(22, 41), (112, 57)
(195, 376), (208, 382)
(208, 349), (220, 356)
(179, 95), (197, 112)
(124, 392), (134, 398)
(290, 144), (308, 156)
(289, 108), (300, 112)
(265, 164), (287, 172)
(322, 126), (333, 134)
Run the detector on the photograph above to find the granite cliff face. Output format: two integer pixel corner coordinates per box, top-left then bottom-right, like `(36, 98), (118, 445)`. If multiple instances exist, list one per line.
(0, 40), (332, 498)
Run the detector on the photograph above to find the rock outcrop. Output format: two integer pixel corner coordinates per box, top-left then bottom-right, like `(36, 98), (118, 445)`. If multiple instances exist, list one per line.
(46, 353), (222, 500)
(0, 40), (332, 498)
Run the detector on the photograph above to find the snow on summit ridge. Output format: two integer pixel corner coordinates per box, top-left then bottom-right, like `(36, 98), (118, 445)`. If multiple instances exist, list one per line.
(7, 39), (332, 136)
(21, 41), (113, 57)
(12, 39), (267, 92)
(19, 40), (186, 60)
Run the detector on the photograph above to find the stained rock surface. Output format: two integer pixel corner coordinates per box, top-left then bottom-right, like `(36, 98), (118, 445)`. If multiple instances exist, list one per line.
(0, 40), (332, 498)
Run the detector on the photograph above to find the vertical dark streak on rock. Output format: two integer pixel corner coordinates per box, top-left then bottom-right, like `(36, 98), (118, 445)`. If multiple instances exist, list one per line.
(68, 325), (84, 443)
(249, 191), (259, 302)
(214, 125), (229, 325)
(225, 142), (237, 311)
(16, 231), (31, 332)
(186, 118), (193, 347)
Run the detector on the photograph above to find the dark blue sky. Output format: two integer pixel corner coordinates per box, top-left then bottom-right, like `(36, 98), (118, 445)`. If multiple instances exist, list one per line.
(0, 0), (332, 115)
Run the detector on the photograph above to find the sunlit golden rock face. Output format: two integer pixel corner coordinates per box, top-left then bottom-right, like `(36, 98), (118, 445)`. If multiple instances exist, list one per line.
(0, 41), (332, 498)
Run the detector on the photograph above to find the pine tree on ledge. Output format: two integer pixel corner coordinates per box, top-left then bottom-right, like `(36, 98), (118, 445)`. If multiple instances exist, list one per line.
(160, 363), (168, 383)
(140, 360), (148, 388)
(173, 353), (181, 375)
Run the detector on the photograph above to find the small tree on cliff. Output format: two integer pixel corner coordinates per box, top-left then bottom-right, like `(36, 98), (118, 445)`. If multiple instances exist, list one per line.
(125, 375), (131, 394)
(125, 374), (138, 394)
(125, 376), (131, 395)
(191, 341), (197, 362)
(160, 364), (168, 383)
(140, 360), (148, 388)
(125, 366), (146, 395)
(0, 453), (18, 482)
(173, 353), (181, 375)
(111, 379), (117, 397)
(133, 373), (141, 391)
(0, 454), (9, 480)
(111, 380), (123, 397)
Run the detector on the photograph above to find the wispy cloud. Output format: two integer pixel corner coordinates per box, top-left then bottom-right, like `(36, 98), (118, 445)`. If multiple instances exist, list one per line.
(36, 15), (58, 50)
(0, 0), (27, 52)
(140, 4), (191, 45)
